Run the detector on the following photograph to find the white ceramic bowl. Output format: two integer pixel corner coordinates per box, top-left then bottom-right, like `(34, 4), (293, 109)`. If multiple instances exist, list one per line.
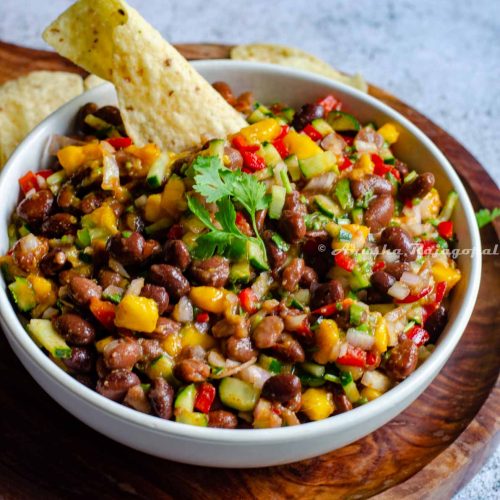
(0, 61), (481, 467)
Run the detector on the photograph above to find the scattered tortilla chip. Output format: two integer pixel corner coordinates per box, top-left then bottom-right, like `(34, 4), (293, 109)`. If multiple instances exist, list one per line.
(84, 74), (107, 90)
(230, 44), (368, 93)
(0, 71), (84, 167)
(43, 0), (247, 153)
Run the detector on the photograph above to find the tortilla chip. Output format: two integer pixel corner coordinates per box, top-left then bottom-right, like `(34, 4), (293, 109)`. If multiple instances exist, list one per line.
(43, 0), (246, 152)
(84, 74), (107, 90)
(0, 71), (84, 167)
(230, 44), (368, 93)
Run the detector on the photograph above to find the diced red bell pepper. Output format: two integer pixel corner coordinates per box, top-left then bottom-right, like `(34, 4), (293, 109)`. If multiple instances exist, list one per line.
(194, 383), (216, 413)
(241, 151), (266, 171)
(303, 124), (323, 142)
(390, 168), (401, 181)
(372, 261), (385, 272)
(196, 312), (210, 323)
(19, 171), (39, 195)
(312, 303), (339, 316)
(106, 137), (133, 149)
(437, 220), (453, 239)
(335, 252), (355, 272)
(315, 94), (342, 113)
(167, 224), (183, 240)
(36, 169), (54, 179)
(231, 134), (260, 153)
(238, 288), (258, 314)
(272, 139), (289, 159)
(434, 281), (447, 304)
(342, 135), (355, 146)
(295, 317), (313, 338)
(339, 156), (352, 171)
(337, 345), (367, 368)
(89, 298), (116, 330)
(406, 325), (430, 347)
(366, 351), (380, 367)
(420, 240), (438, 256)
(372, 154), (392, 176)
(275, 125), (290, 141)
(396, 285), (433, 304)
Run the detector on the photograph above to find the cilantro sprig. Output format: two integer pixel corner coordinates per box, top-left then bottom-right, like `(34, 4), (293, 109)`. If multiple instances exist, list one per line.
(475, 208), (500, 229)
(187, 155), (269, 261)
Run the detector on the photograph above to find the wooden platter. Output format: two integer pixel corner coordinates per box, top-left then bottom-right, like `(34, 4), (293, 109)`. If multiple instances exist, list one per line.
(0, 41), (498, 499)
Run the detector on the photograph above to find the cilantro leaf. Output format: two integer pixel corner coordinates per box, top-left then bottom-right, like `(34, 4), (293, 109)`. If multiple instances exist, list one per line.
(192, 155), (232, 202)
(476, 207), (500, 228)
(215, 197), (239, 233)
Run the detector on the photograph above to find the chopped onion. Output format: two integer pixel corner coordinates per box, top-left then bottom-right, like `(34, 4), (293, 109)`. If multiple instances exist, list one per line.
(211, 357), (257, 379)
(361, 370), (391, 393)
(381, 250), (400, 263)
(400, 272), (422, 288)
(100, 140), (115, 154)
(251, 272), (273, 299)
(172, 296), (193, 323)
(102, 154), (120, 191)
(42, 307), (59, 319)
(103, 285), (124, 298)
(281, 408), (300, 426)
(46, 134), (85, 155)
(353, 139), (378, 154)
(338, 341), (348, 359)
(346, 328), (375, 350)
(109, 257), (130, 278)
(207, 350), (226, 368)
(321, 133), (346, 156)
(237, 364), (272, 389)
(303, 172), (336, 193)
(135, 194), (148, 208)
(20, 233), (41, 252)
(125, 278), (144, 296)
(283, 313), (308, 332)
(387, 282), (410, 300)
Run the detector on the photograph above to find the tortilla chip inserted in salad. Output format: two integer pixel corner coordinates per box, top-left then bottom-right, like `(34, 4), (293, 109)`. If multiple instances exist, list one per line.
(43, 0), (246, 153)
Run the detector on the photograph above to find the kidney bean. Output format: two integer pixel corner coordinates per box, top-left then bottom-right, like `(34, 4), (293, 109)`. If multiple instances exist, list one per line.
(108, 232), (146, 267)
(80, 191), (105, 214)
(350, 175), (393, 199)
(394, 159), (409, 179)
(54, 313), (96, 346)
(310, 280), (344, 310)
(384, 261), (410, 280)
(189, 256), (230, 287)
(57, 183), (77, 210)
(255, 209), (267, 233)
(208, 410), (238, 429)
(40, 248), (68, 276)
(74, 374), (95, 389)
(252, 316), (284, 349)
(150, 264), (190, 301)
(97, 369), (140, 402)
(69, 276), (102, 306)
(163, 239), (191, 271)
(75, 102), (99, 135)
(300, 266), (318, 288)
(13, 235), (49, 272)
(148, 378), (174, 419)
(271, 334), (305, 363)
(282, 258), (305, 292)
(263, 230), (287, 271)
(212, 81), (235, 104)
(365, 194), (394, 233)
(363, 287), (392, 305)
(262, 374), (301, 405)
(425, 305), (448, 342)
(370, 271), (396, 294)
(96, 357), (109, 379)
(94, 105), (123, 127)
(16, 189), (54, 224)
(124, 384), (152, 414)
(380, 226), (417, 262)
(223, 146), (243, 171)
(62, 346), (95, 373)
(105, 198), (125, 219)
(399, 172), (435, 201)
(385, 339), (418, 381)
(41, 213), (78, 237)
(153, 317), (182, 339)
(303, 231), (333, 276)
(292, 103), (324, 131)
(234, 91), (253, 114)
(284, 191), (307, 214)
(138, 338), (164, 362)
(212, 317), (248, 339)
(225, 336), (257, 362)
(279, 211), (306, 243)
(140, 284), (169, 315)
(331, 387), (353, 413)
(98, 269), (125, 289)
(103, 338), (142, 370)
(174, 358), (210, 383)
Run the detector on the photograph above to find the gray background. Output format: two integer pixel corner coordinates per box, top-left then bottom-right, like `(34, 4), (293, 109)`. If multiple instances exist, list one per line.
(0, 0), (498, 498)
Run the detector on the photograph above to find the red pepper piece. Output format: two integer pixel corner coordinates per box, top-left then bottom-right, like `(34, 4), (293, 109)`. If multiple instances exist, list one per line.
(19, 171), (39, 195)
(371, 154), (392, 176)
(339, 156), (352, 171)
(231, 134), (260, 153)
(196, 312), (210, 323)
(434, 281), (447, 304)
(406, 326), (430, 347)
(295, 317), (313, 338)
(335, 252), (355, 272)
(302, 124), (323, 142)
(342, 135), (355, 146)
(238, 288), (258, 314)
(337, 345), (367, 368)
(37, 169), (54, 179)
(167, 224), (183, 240)
(272, 139), (289, 159)
(372, 261), (385, 272)
(194, 383), (216, 413)
(437, 220), (453, 239)
(89, 298), (116, 330)
(396, 285), (433, 304)
(312, 303), (339, 316)
(420, 240), (438, 256)
(275, 124), (290, 141)
(390, 167), (401, 181)
(241, 151), (266, 171)
(366, 351), (378, 367)
(316, 94), (342, 113)
(106, 137), (133, 149)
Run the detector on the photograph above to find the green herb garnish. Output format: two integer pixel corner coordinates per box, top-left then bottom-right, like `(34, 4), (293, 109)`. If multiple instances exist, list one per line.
(475, 208), (500, 228)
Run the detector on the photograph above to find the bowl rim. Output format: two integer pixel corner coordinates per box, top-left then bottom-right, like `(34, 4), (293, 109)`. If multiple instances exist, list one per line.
(0, 59), (481, 444)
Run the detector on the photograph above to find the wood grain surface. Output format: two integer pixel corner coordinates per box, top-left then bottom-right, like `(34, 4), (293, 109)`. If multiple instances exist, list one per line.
(0, 41), (498, 500)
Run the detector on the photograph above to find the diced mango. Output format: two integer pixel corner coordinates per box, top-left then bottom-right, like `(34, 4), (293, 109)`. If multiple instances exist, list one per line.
(350, 153), (374, 180)
(377, 123), (400, 145)
(144, 194), (164, 222)
(374, 315), (389, 354)
(82, 204), (118, 234)
(283, 130), (323, 159)
(161, 175), (187, 216)
(238, 118), (281, 144)
(57, 144), (103, 174)
(180, 324), (216, 350)
(190, 286), (227, 314)
(361, 387), (383, 401)
(125, 143), (161, 167)
(162, 332), (183, 358)
(432, 263), (461, 290)
(27, 275), (52, 302)
(95, 336), (114, 353)
(313, 319), (340, 364)
(114, 295), (159, 333)
(301, 388), (335, 421)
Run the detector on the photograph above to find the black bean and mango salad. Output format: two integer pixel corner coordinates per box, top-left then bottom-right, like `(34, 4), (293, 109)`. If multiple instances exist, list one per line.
(2, 86), (461, 429)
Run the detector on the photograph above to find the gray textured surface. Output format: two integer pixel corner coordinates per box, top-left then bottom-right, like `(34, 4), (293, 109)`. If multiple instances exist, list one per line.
(0, 0), (498, 498)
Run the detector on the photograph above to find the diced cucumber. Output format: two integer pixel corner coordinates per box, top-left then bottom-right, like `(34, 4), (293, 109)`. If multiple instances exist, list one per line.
(28, 319), (72, 359)
(271, 233), (290, 252)
(349, 268), (371, 291)
(340, 370), (361, 403)
(311, 118), (333, 137)
(9, 277), (37, 312)
(146, 355), (176, 384)
(277, 107), (295, 123)
(254, 166), (274, 181)
(247, 241), (269, 271)
(284, 154), (301, 181)
(291, 288), (310, 308)
(218, 377), (260, 411)
(258, 354), (282, 374)
(146, 151), (171, 188)
(349, 302), (368, 326)
(46, 170), (67, 194)
(335, 178), (354, 211)
(403, 171), (418, 184)
(174, 384), (197, 413)
(229, 261), (252, 284)
(351, 207), (364, 225)
(207, 139), (225, 162)
(379, 146), (395, 164)
(269, 185), (286, 220)
(247, 103), (273, 124)
(314, 195), (341, 218)
(261, 142), (282, 167)
(324, 373), (341, 384)
(279, 168), (293, 194)
(176, 411), (208, 427)
(145, 217), (173, 236)
(301, 362), (325, 378)
(326, 111), (361, 132)
(438, 190), (458, 222)
(299, 151), (336, 179)
(84, 114), (111, 131)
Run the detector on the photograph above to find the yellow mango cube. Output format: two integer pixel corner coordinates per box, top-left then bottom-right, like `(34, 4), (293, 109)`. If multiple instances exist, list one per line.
(361, 387), (383, 401)
(161, 175), (187, 216)
(313, 319), (340, 364)
(144, 194), (164, 222)
(162, 332), (183, 358)
(377, 123), (400, 145)
(238, 118), (281, 144)
(374, 315), (389, 354)
(114, 295), (159, 333)
(350, 153), (374, 180)
(432, 263), (461, 290)
(125, 143), (161, 167)
(180, 324), (216, 350)
(301, 388), (335, 421)
(95, 336), (114, 353)
(190, 286), (227, 314)
(283, 130), (323, 159)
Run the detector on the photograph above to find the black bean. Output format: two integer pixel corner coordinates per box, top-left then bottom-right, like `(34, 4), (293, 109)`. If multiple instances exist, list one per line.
(252, 316), (284, 349)
(93, 105), (123, 127)
(62, 347), (95, 373)
(16, 189), (54, 224)
(103, 338), (142, 370)
(68, 276), (102, 306)
(75, 102), (99, 135)
(370, 271), (396, 294)
(282, 258), (305, 292)
(150, 264), (190, 301)
(54, 314), (96, 346)
(385, 339), (418, 381)
(39, 248), (68, 276)
(108, 232), (146, 267)
(365, 194), (394, 232)
(189, 256), (230, 287)
(310, 280), (344, 310)
(148, 378), (174, 419)
(173, 359), (210, 383)
(292, 104), (324, 131)
(97, 370), (140, 402)
(350, 175), (393, 199)
(262, 374), (301, 404)
(41, 213), (78, 237)
(163, 239), (191, 271)
(225, 336), (256, 362)
(399, 172), (435, 201)
(380, 226), (417, 262)
(208, 410), (238, 428)
(425, 305), (448, 342)
(140, 284), (169, 315)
